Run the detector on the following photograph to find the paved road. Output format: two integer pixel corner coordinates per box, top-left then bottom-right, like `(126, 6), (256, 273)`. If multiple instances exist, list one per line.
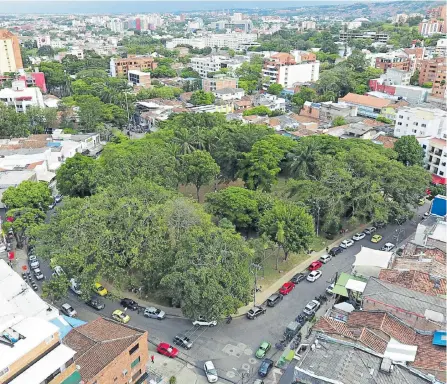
(34, 203), (430, 384)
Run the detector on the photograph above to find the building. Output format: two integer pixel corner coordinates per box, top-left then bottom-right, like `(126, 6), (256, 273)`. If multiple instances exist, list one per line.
(0, 260), (81, 384)
(202, 75), (238, 92)
(301, 20), (316, 30)
(352, 247), (393, 278)
(262, 53), (320, 89)
(435, 38), (447, 56)
(338, 93), (391, 119)
(168, 33), (258, 50)
(190, 56), (225, 78)
(419, 57), (446, 85)
(253, 93), (286, 112)
(369, 80), (429, 103)
(35, 35), (51, 49)
(394, 107), (446, 138)
(213, 87), (245, 101)
(418, 5), (446, 37)
(110, 56), (157, 77)
(0, 80), (45, 113)
(109, 18), (124, 33)
(128, 70), (151, 88)
(339, 30), (389, 43)
(0, 29), (23, 74)
(301, 100), (358, 122)
(18, 71), (47, 93)
(379, 67), (411, 85)
(375, 54), (411, 72)
(422, 137), (447, 182)
(63, 317), (148, 384)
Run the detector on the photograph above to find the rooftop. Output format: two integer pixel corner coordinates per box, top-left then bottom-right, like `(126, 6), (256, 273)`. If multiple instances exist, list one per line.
(339, 93), (392, 108)
(64, 317), (146, 382)
(374, 135), (398, 149)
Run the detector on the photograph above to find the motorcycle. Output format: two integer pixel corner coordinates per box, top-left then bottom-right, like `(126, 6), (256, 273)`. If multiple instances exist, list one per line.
(226, 315), (233, 324)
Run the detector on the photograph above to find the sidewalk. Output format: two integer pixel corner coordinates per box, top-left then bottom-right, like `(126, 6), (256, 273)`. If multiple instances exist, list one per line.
(237, 225), (367, 315)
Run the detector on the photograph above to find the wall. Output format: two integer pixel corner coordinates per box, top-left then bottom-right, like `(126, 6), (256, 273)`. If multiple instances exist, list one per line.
(369, 79), (396, 95)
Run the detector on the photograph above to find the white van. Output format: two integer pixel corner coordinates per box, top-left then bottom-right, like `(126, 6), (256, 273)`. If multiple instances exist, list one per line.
(319, 254), (332, 264)
(70, 278), (82, 295)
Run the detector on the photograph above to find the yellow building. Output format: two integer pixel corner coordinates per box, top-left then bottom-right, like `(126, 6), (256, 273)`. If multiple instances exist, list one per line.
(0, 29), (23, 74)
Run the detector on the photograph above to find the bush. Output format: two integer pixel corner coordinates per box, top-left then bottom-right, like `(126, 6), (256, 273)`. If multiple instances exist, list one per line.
(422, 82), (433, 88)
(376, 116), (392, 124)
(169, 377), (177, 384)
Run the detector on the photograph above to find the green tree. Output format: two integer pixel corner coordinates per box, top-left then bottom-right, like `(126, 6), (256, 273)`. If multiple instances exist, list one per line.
(291, 87), (317, 110)
(2, 181), (52, 211)
(243, 106), (273, 117)
(259, 201), (314, 260)
(0, 104), (31, 138)
(267, 83), (283, 96)
(180, 150), (220, 202)
(190, 90), (216, 106)
(180, 67), (200, 78)
(410, 70), (420, 86)
(332, 116), (347, 127)
(42, 275), (70, 303)
(37, 45), (55, 57)
(56, 153), (98, 197)
(4, 207), (46, 248)
(394, 136), (425, 166)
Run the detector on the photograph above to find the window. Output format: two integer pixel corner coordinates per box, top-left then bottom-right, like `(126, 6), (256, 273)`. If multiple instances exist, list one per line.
(398, 122), (402, 126)
(131, 356), (140, 368)
(413, 122), (418, 126)
(129, 343), (139, 355)
(422, 144), (427, 149)
(114, 377), (118, 382)
(398, 115), (403, 119)
(440, 171), (444, 176)
(412, 129), (417, 133)
(132, 369), (142, 382)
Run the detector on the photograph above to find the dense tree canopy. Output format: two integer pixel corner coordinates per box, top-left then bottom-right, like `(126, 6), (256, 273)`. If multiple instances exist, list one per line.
(394, 136), (425, 166)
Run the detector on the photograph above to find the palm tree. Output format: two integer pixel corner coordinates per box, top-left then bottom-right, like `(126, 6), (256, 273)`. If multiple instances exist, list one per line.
(286, 142), (318, 179)
(275, 221), (285, 270)
(172, 128), (195, 155)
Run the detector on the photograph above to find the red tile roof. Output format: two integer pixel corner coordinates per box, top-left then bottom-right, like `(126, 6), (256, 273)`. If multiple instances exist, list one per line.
(375, 135), (398, 149)
(339, 93), (392, 108)
(378, 269), (446, 297)
(358, 328), (387, 354)
(429, 138), (446, 147)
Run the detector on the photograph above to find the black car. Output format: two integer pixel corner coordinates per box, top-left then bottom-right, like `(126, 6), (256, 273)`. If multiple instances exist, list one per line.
(120, 298), (139, 310)
(329, 247), (343, 256)
(290, 273), (306, 284)
(266, 293), (283, 307)
(86, 298), (105, 310)
(173, 334), (193, 349)
(374, 221), (387, 229)
(258, 358), (274, 377)
(246, 306), (266, 320)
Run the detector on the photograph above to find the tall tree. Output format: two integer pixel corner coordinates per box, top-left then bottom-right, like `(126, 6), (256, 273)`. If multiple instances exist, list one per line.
(4, 207), (46, 248)
(2, 181), (52, 211)
(394, 136), (425, 166)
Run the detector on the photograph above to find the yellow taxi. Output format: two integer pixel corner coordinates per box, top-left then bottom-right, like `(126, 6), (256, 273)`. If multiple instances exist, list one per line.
(371, 234), (383, 243)
(93, 282), (108, 296)
(112, 309), (130, 324)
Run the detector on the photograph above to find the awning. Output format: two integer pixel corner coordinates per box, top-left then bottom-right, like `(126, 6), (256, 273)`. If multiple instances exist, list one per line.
(345, 279), (366, 293)
(384, 338), (417, 362)
(432, 174), (447, 185)
(135, 372), (149, 384)
(432, 330), (446, 346)
(61, 370), (82, 384)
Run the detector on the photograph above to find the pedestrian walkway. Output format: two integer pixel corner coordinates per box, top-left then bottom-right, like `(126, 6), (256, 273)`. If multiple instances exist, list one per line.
(147, 345), (226, 384)
(237, 225), (367, 316)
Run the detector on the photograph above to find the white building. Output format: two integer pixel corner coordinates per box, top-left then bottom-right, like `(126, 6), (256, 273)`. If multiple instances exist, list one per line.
(35, 35), (51, 48)
(435, 38), (447, 56)
(0, 80), (44, 113)
(394, 107), (446, 138)
(109, 18), (124, 33)
(213, 87), (245, 101)
(301, 20), (316, 30)
(168, 33), (258, 51)
(254, 93), (286, 112)
(418, 137), (447, 180)
(50, 39), (65, 49)
(379, 68), (411, 86)
(190, 55), (245, 78)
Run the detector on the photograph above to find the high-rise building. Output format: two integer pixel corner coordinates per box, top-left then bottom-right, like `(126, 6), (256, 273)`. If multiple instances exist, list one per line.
(0, 29), (23, 74)
(419, 4), (447, 37)
(418, 57), (446, 98)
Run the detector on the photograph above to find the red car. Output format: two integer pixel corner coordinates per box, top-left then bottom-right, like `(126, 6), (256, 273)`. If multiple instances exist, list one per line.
(157, 342), (179, 358)
(308, 261), (323, 271)
(279, 282), (295, 295)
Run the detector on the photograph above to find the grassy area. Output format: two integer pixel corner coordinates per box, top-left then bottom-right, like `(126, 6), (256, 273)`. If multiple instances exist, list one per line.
(179, 179), (244, 202)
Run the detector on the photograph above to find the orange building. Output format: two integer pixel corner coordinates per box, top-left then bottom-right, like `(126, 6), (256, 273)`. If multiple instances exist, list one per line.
(0, 29), (23, 74)
(419, 57), (446, 99)
(111, 55), (157, 77)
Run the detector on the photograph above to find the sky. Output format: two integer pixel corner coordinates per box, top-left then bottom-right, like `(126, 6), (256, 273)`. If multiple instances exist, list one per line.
(0, 0), (380, 14)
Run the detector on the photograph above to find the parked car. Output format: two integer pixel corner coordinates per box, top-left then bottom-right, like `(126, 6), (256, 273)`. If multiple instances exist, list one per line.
(303, 300), (321, 316)
(112, 309), (130, 324)
(307, 270), (322, 282)
(258, 358), (274, 377)
(86, 298), (105, 310)
(290, 273), (306, 284)
(157, 342), (179, 358)
(329, 247), (343, 256)
(70, 278), (82, 295)
(255, 341), (271, 359)
(48, 201), (56, 210)
(266, 293), (283, 307)
(193, 317), (217, 327)
(352, 232), (366, 241)
(371, 234), (383, 243)
(374, 221), (386, 229)
(28, 254), (38, 262)
(319, 254), (332, 264)
(33, 268), (44, 280)
(173, 334), (193, 350)
(326, 283), (335, 294)
(364, 227), (376, 235)
(29, 260), (40, 270)
(308, 261), (323, 271)
(340, 239), (354, 249)
(53, 265), (65, 276)
(204, 360), (218, 383)
(381, 242), (395, 252)
(144, 306), (166, 320)
(120, 298), (139, 310)
(93, 283), (108, 296)
(246, 306), (266, 320)
(279, 282), (295, 295)
(61, 303), (77, 317)
(55, 195), (63, 203)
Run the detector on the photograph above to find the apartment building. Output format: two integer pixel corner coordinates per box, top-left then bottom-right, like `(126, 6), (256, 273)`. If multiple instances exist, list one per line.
(394, 107), (446, 138)
(262, 53), (319, 89)
(35, 35), (51, 49)
(0, 29), (23, 74)
(375, 55), (410, 72)
(168, 33), (258, 50)
(110, 56), (157, 77)
(0, 80), (45, 113)
(64, 318), (149, 384)
(190, 56), (225, 78)
(202, 75), (238, 92)
(213, 87), (245, 101)
(418, 57), (446, 99)
(338, 93), (391, 119)
(435, 38), (447, 56)
(0, 260), (81, 384)
(418, 5), (446, 37)
(422, 137), (447, 181)
(339, 31), (389, 43)
(128, 70), (151, 88)
(379, 68), (411, 86)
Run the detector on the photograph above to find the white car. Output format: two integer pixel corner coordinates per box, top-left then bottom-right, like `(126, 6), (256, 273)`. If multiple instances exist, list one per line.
(28, 255), (38, 262)
(319, 254), (332, 264)
(340, 239), (354, 249)
(303, 300), (321, 316)
(29, 260), (40, 270)
(364, 227), (376, 235)
(144, 306), (166, 320)
(70, 278), (82, 295)
(193, 317), (217, 327)
(326, 283), (335, 294)
(352, 232), (366, 241)
(204, 360), (218, 383)
(33, 268), (44, 280)
(61, 303), (77, 317)
(307, 270), (322, 282)
(381, 243), (395, 252)
(53, 266), (65, 276)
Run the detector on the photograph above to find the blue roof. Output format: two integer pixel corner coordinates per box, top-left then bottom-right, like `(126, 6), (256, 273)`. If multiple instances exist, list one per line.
(432, 330), (446, 346)
(47, 142), (62, 147)
(431, 195), (446, 217)
(50, 315), (86, 339)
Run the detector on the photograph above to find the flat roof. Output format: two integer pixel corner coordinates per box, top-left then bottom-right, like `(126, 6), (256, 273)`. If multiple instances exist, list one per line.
(10, 344), (76, 384)
(353, 246), (392, 268)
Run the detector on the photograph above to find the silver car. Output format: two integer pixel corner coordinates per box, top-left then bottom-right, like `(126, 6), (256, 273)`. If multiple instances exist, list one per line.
(33, 268), (44, 280)
(61, 303), (77, 317)
(29, 260), (40, 270)
(144, 306), (166, 320)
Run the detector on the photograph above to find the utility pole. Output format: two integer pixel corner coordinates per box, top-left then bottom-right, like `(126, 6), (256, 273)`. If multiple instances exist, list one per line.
(251, 263), (262, 306)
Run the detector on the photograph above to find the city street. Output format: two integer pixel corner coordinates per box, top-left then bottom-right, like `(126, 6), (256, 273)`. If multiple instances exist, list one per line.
(33, 203), (429, 384)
